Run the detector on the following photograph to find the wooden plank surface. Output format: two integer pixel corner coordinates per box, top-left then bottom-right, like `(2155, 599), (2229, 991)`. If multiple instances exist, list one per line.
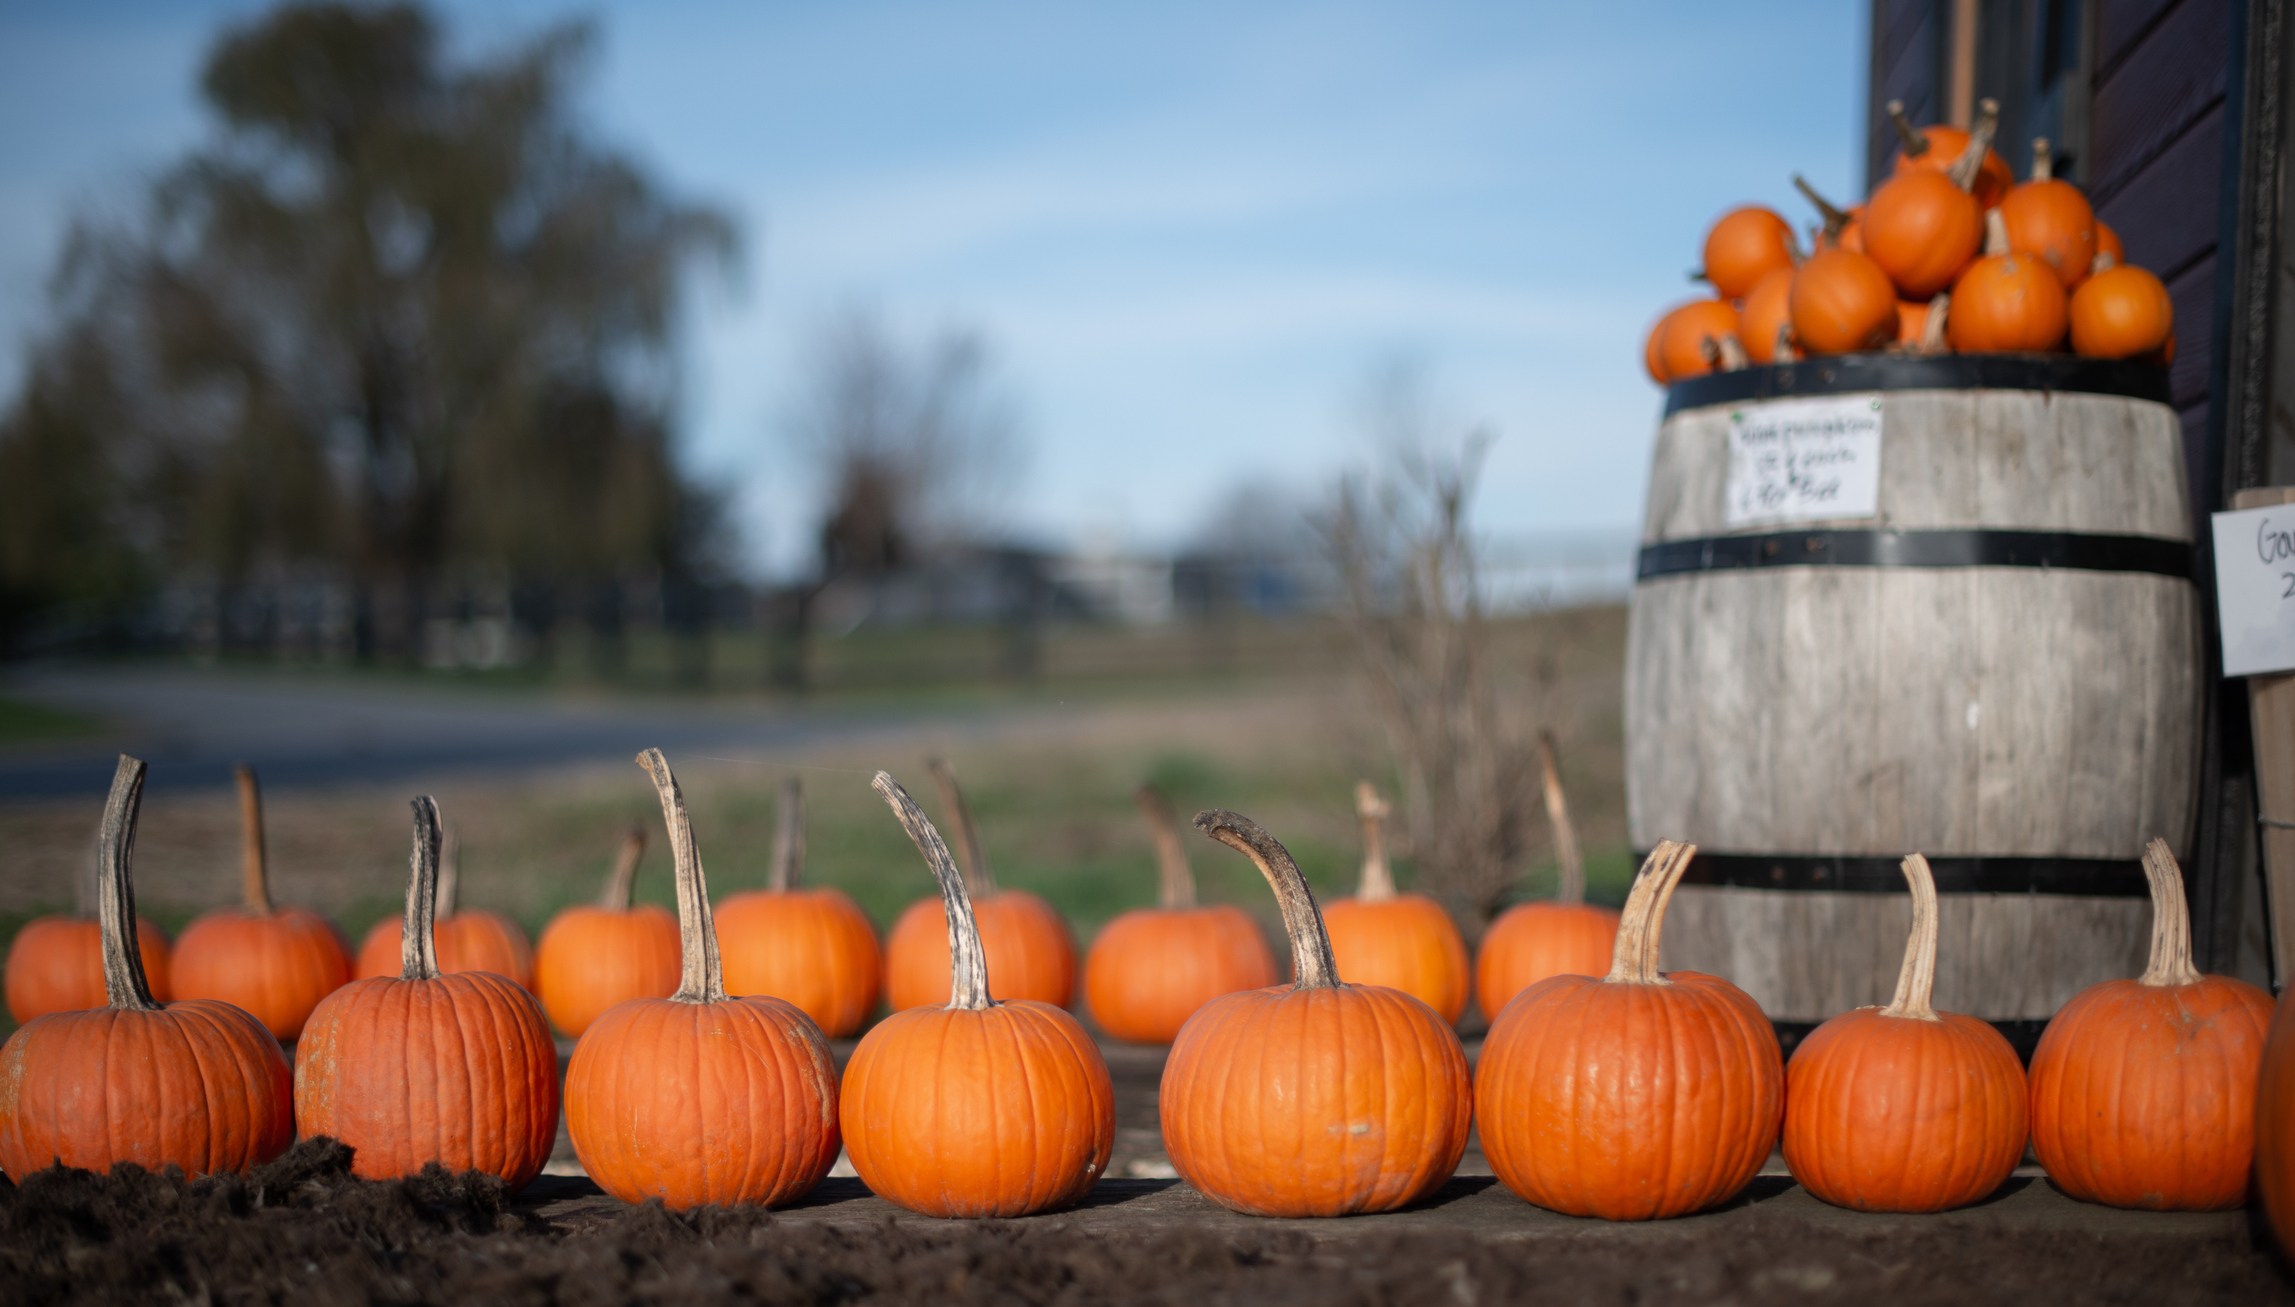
(2090, 0), (2230, 208)
(2235, 486), (2295, 986)
(2096, 0), (2190, 81)
(2095, 100), (2226, 282)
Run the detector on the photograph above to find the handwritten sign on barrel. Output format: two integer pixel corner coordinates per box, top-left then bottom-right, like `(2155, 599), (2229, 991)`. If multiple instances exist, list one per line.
(1723, 394), (1884, 528)
(2212, 503), (2295, 676)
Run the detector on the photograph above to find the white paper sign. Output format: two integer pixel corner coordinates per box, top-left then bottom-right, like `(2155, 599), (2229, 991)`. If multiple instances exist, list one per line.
(1724, 394), (1885, 528)
(2212, 505), (2295, 676)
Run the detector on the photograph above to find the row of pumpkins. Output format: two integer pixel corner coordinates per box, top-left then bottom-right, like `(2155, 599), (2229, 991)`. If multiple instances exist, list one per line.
(3, 754), (1605, 1045)
(8, 751), (2295, 1243)
(1645, 100), (2176, 383)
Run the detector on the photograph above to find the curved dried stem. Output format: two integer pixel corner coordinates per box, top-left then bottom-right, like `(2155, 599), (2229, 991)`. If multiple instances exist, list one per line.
(401, 797), (444, 982)
(1880, 854), (1942, 1020)
(235, 763), (272, 916)
(927, 757), (996, 896)
(1354, 781), (1397, 902)
(1793, 174), (1851, 242)
(876, 771), (992, 1010)
(1985, 207), (2010, 257)
(1947, 98), (2000, 191)
(2031, 136), (2053, 183)
(1195, 809), (1338, 989)
(1536, 733), (1583, 906)
(1920, 293), (1952, 353)
(1888, 100), (1929, 156)
(598, 826), (646, 910)
(769, 777), (805, 892)
(1135, 784), (1196, 909)
(639, 750), (727, 1005)
(98, 755), (160, 1011)
(2138, 838), (2203, 987)
(1603, 840), (1695, 985)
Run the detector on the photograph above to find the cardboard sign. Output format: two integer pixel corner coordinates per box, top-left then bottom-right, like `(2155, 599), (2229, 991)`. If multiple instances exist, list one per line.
(2214, 504), (2295, 677)
(1724, 394), (1885, 529)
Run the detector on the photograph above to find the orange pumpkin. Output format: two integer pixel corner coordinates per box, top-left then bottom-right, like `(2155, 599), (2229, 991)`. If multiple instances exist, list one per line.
(1642, 305), (1681, 384)
(1656, 299), (1744, 380)
(842, 771), (1114, 1217)
(2070, 264), (2174, 360)
(1161, 808), (1471, 1216)
(0, 756), (293, 1180)
(714, 778), (883, 1036)
(1320, 783), (1469, 1023)
(295, 797), (560, 1190)
(534, 825), (681, 1037)
(6, 867), (173, 1024)
(1782, 853), (2028, 1212)
(1701, 206), (1797, 301)
(1789, 248), (1899, 354)
(1474, 734), (1620, 1020)
(1888, 98), (2013, 209)
(1738, 268), (1796, 365)
(1863, 169), (1982, 300)
(1949, 223), (2068, 353)
(1083, 784), (1277, 1044)
(354, 826), (535, 989)
(883, 758), (1074, 1010)
(565, 751), (842, 1210)
(2000, 138), (2097, 289)
(1476, 840), (1783, 1220)
(2095, 220), (2125, 272)
(170, 765), (352, 1039)
(2030, 840), (2272, 1210)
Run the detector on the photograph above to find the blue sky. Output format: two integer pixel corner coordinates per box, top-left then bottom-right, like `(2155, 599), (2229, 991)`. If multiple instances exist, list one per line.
(0, 1), (1864, 578)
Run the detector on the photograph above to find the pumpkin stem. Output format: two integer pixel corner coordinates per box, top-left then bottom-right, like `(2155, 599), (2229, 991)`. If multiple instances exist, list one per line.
(1920, 292), (1951, 353)
(1773, 320), (1798, 363)
(1701, 333), (1750, 372)
(1888, 100), (1928, 157)
(2031, 136), (2053, 183)
(1792, 174), (1851, 243)
(2093, 249), (2119, 275)
(1536, 732), (1584, 906)
(927, 757), (997, 896)
(1354, 782), (1398, 902)
(1136, 784), (1196, 909)
(1879, 854), (1942, 1021)
(875, 771), (993, 1010)
(769, 777), (805, 892)
(638, 749), (728, 1005)
(598, 825), (646, 910)
(1193, 808), (1340, 990)
(2137, 838), (2204, 987)
(401, 797), (445, 982)
(1947, 98), (2000, 191)
(97, 755), (162, 1012)
(1601, 840), (1695, 986)
(235, 764), (273, 916)
(1984, 208), (2010, 257)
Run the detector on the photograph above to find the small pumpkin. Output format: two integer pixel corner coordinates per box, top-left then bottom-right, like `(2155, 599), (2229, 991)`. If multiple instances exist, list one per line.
(1642, 306), (1681, 384)
(1863, 169), (1982, 300)
(1474, 733), (1620, 1020)
(534, 825), (681, 1037)
(2095, 220), (2125, 272)
(1083, 784), (1277, 1044)
(1789, 248), (1899, 354)
(2030, 840), (2272, 1210)
(2000, 137), (2097, 289)
(1701, 206), (1797, 301)
(1321, 783), (1470, 1024)
(1160, 809), (1471, 1217)
(0, 756), (293, 1180)
(354, 825), (535, 989)
(1656, 299), (1744, 380)
(883, 758), (1075, 1010)
(1782, 853), (2028, 1212)
(169, 765), (352, 1039)
(842, 771), (1114, 1218)
(2070, 263), (2174, 360)
(1476, 841), (1783, 1220)
(1947, 211), (2068, 353)
(714, 777), (884, 1037)
(1888, 97), (2013, 209)
(5, 834), (173, 1024)
(295, 797), (560, 1190)
(565, 751), (842, 1210)
(1738, 268), (1796, 365)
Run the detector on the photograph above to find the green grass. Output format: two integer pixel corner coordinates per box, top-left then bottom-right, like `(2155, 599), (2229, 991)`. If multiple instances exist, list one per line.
(0, 696), (104, 744)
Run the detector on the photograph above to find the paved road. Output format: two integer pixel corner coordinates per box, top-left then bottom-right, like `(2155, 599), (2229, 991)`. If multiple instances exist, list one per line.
(0, 665), (935, 801)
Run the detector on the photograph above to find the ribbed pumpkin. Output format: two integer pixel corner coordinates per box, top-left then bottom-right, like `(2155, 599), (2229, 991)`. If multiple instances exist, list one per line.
(1738, 268), (1796, 365)
(1782, 853), (2028, 1212)
(353, 827), (535, 989)
(2000, 138), (2097, 289)
(565, 751), (842, 1210)
(1083, 784), (1277, 1044)
(534, 825), (681, 1037)
(1655, 299), (1743, 380)
(713, 778), (883, 1037)
(1701, 206), (1797, 300)
(0, 756), (293, 1180)
(2030, 839), (2272, 1210)
(6, 845), (173, 1024)
(883, 758), (1074, 1010)
(1948, 213), (2068, 353)
(842, 771), (1114, 1218)
(1888, 98), (2013, 209)
(170, 765), (352, 1039)
(2070, 262), (2174, 360)
(295, 797), (560, 1190)
(1863, 169), (1982, 300)
(1474, 734), (1620, 1020)
(1321, 783), (1470, 1024)
(1789, 248), (1898, 354)
(1160, 809), (1471, 1217)
(1476, 840), (1783, 1220)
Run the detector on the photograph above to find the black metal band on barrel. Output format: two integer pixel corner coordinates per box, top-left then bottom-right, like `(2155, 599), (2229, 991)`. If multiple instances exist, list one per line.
(1636, 529), (2193, 581)
(1663, 354), (2173, 416)
(1645, 850), (2152, 896)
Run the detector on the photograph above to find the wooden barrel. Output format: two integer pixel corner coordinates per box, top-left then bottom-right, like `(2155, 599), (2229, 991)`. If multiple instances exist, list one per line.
(1625, 355), (2198, 1052)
